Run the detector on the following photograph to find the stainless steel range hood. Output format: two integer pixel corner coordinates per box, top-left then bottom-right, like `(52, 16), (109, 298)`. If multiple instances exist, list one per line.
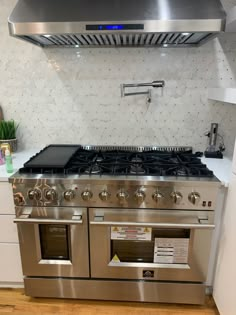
(8, 0), (226, 48)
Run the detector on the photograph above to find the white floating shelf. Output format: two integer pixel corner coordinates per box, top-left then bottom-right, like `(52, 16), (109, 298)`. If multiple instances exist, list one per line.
(208, 88), (236, 104)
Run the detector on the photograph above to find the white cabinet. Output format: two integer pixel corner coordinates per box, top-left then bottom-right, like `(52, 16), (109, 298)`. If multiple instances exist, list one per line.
(0, 182), (14, 214)
(0, 215), (18, 243)
(214, 176), (236, 315)
(213, 139), (236, 315)
(0, 243), (23, 283)
(0, 181), (23, 286)
(233, 140), (236, 175)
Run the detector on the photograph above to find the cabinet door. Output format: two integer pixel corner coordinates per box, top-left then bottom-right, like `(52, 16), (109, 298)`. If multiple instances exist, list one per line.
(0, 243), (23, 283)
(232, 139), (236, 175)
(213, 177), (236, 315)
(0, 182), (14, 214)
(0, 215), (18, 243)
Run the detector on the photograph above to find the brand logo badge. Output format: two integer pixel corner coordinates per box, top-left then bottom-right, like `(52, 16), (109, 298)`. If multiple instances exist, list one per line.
(143, 270), (154, 278)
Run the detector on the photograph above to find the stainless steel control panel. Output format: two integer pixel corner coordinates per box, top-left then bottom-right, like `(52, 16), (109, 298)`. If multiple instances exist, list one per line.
(12, 178), (220, 210)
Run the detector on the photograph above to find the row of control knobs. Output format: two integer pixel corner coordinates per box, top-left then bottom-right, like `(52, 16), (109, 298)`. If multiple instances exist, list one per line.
(28, 188), (201, 205)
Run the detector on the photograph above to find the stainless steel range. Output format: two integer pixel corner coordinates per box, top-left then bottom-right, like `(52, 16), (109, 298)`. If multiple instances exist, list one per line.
(10, 145), (221, 304)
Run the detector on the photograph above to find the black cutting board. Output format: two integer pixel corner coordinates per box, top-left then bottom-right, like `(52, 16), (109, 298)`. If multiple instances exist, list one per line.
(24, 145), (80, 169)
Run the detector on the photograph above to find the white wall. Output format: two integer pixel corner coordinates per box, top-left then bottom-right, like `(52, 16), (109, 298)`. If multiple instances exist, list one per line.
(1, 0), (236, 156)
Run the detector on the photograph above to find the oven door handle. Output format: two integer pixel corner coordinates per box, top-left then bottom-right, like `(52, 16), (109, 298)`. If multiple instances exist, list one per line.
(14, 217), (83, 225)
(90, 221), (215, 229)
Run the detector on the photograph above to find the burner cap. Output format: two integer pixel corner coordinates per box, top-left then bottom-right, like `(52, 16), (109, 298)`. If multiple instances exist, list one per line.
(85, 164), (101, 174)
(95, 156), (104, 163)
(130, 165), (146, 175)
(131, 157), (143, 163)
(176, 167), (188, 176)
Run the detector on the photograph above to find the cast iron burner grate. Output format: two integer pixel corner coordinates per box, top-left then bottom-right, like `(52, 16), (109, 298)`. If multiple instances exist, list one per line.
(19, 146), (214, 177)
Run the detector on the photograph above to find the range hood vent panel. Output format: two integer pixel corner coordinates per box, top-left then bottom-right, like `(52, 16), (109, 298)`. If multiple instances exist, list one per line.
(20, 33), (214, 48)
(8, 0), (226, 48)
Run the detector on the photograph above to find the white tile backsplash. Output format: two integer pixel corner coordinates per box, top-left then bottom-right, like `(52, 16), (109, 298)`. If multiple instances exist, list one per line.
(1, 0), (236, 156)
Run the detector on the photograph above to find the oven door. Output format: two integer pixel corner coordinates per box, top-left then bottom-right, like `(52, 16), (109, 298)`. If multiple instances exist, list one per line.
(89, 208), (215, 282)
(14, 207), (89, 278)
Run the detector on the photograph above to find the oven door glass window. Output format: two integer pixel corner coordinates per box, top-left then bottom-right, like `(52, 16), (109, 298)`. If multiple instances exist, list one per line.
(39, 224), (70, 260)
(111, 228), (190, 264)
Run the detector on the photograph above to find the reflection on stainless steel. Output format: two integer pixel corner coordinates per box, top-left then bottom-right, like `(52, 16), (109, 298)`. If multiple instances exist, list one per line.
(8, 0), (226, 47)
(10, 145), (221, 304)
(24, 278), (206, 304)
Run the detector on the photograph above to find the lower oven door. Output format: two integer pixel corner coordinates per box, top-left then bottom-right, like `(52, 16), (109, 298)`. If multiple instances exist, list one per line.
(89, 208), (215, 282)
(14, 207), (89, 278)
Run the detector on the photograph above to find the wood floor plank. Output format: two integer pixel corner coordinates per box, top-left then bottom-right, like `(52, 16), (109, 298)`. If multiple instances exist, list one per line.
(0, 304), (15, 313)
(0, 289), (219, 315)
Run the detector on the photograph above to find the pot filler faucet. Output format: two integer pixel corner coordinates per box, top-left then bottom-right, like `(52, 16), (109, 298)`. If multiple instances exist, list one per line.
(120, 80), (165, 103)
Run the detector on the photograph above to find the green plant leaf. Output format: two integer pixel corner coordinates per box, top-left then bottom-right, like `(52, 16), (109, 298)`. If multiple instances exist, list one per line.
(0, 120), (19, 140)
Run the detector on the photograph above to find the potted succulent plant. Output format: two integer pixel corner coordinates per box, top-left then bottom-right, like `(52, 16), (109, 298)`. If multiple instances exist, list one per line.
(0, 120), (19, 152)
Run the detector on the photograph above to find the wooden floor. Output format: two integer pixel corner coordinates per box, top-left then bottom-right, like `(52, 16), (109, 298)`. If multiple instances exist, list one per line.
(0, 289), (219, 315)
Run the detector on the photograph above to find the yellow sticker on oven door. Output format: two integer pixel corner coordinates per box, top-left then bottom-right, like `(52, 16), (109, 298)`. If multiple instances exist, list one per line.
(111, 254), (121, 263)
(111, 226), (152, 241)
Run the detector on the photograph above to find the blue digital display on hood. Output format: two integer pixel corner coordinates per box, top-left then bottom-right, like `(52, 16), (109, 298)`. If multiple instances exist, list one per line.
(100, 25), (124, 30)
(86, 24), (144, 31)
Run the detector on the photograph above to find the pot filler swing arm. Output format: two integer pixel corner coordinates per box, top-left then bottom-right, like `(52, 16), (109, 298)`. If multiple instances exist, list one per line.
(120, 81), (165, 103)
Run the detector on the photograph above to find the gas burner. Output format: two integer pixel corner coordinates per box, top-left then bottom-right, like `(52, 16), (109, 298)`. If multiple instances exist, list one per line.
(129, 164), (146, 175)
(95, 156), (104, 163)
(85, 164), (102, 174)
(169, 166), (189, 176)
(131, 158), (143, 163)
(19, 145), (214, 178)
(129, 155), (143, 163)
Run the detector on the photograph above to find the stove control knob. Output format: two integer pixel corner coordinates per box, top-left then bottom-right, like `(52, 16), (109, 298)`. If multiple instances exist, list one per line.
(14, 194), (24, 206)
(152, 191), (164, 203)
(170, 191), (183, 204)
(188, 192), (200, 205)
(28, 189), (41, 201)
(81, 190), (93, 201)
(64, 190), (75, 202)
(134, 190), (146, 203)
(99, 190), (111, 202)
(45, 189), (57, 201)
(117, 191), (129, 202)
